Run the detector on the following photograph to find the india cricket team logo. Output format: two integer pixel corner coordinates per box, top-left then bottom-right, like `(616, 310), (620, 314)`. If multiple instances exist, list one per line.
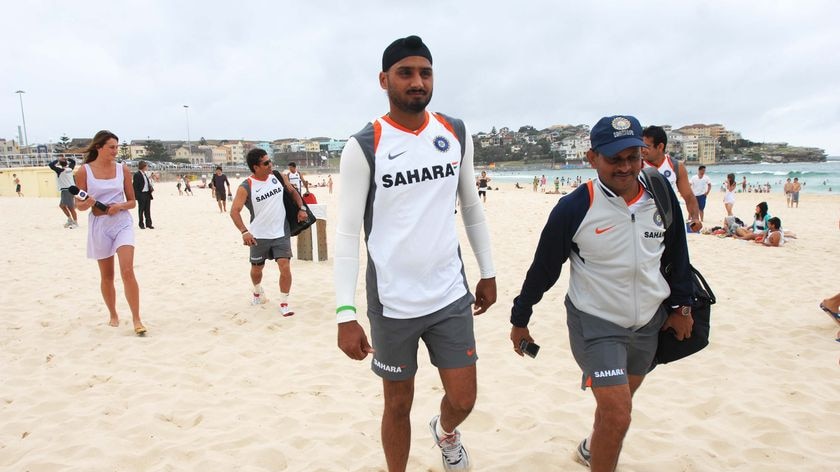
(653, 211), (663, 227)
(611, 117), (631, 130)
(433, 136), (450, 153)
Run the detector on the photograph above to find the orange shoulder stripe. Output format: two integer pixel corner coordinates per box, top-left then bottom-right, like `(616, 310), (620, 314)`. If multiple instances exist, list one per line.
(373, 120), (382, 154)
(432, 112), (457, 141)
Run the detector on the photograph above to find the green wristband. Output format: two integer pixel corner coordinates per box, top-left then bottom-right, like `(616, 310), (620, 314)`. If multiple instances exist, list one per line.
(336, 305), (356, 314)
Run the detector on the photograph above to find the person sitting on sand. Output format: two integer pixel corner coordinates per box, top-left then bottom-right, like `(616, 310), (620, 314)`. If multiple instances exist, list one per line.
(734, 201), (770, 241)
(756, 217), (784, 247)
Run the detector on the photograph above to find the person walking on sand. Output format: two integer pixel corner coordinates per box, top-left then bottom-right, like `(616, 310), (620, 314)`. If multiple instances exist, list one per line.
(13, 174), (23, 196)
(132, 161), (154, 229)
(230, 148), (308, 316)
(328, 174), (333, 194)
(286, 162), (308, 195)
(723, 173), (737, 216)
(791, 177), (801, 208)
(210, 166), (232, 213)
(476, 170), (491, 203)
(49, 156), (79, 228)
(783, 178), (793, 208)
(334, 35), (496, 472)
(510, 115), (692, 472)
(641, 125), (702, 231)
(689, 165), (712, 222)
(74, 130), (146, 335)
(183, 175), (193, 195)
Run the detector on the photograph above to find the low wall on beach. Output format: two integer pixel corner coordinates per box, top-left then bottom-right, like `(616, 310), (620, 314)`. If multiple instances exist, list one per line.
(0, 167), (61, 198)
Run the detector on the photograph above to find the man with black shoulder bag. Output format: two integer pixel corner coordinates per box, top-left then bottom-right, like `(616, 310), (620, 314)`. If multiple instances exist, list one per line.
(510, 115), (695, 471)
(230, 149), (309, 317)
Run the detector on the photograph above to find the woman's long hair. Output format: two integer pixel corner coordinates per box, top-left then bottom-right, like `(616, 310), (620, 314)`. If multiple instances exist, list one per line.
(755, 201), (768, 219)
(83, 130), (119, 163)
(726, 173), (736, 187)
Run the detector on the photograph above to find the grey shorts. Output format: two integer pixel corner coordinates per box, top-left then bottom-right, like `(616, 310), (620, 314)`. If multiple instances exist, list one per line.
(249, 236), (292, 265)
(60, 189), (75, 208)
(565, 296), (666, 390)
(368, 291), (476, 381)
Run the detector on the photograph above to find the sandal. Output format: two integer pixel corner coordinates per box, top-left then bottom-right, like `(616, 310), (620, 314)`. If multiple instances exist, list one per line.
(134, 325), (147, 336)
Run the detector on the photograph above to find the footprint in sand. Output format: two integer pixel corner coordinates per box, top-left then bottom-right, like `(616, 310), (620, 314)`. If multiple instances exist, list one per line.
(155, 413), (204, 429)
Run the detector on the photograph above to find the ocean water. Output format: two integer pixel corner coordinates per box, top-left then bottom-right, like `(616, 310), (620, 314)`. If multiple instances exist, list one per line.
(488, 159), (840, 195)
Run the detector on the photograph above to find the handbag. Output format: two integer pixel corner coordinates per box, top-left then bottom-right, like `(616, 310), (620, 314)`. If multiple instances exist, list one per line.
(654, 265), (715, 365)
(275, 170), (316, 236)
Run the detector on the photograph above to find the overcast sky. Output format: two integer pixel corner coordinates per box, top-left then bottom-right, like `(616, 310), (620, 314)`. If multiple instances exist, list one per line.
(2, 0), (839, 154)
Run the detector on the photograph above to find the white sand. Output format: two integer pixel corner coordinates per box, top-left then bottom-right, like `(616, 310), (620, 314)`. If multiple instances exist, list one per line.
(1, 178), (839, 471)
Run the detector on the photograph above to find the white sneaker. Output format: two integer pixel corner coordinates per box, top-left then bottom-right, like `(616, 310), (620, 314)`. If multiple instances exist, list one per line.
(429, 415), (471, 470)
(251, 288), (268, 305)
(63, 220), (71, 228)
(70, 221), (79, 229)
(575, 438), (591, 468)
(280, 303), (294, 317)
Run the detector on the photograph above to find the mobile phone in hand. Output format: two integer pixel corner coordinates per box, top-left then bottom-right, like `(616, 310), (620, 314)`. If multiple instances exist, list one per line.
(519, 339), (540, 358)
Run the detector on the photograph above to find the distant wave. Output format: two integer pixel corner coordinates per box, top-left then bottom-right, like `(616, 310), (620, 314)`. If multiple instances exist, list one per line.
(706, 170), (831, 177)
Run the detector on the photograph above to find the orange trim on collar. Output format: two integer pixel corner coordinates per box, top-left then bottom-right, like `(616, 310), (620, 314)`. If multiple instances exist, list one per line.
(381, 112), (430, 135)
(586, 181), (594, 208)
(626, 184), (645, 206)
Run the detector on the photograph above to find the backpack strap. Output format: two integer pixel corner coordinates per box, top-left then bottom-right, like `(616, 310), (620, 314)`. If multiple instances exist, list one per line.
(641, 166), (673, 229)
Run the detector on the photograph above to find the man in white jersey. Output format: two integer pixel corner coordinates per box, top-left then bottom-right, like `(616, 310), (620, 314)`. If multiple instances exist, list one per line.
(230, 149), (308, 316)
(334, 35), (496, 472)
(286, 162), (308, 195)
(641, 126), (702, 231)
(689, 165), (712, 222)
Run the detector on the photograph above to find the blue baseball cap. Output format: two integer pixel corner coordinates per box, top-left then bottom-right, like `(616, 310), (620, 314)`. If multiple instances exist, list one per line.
(589, 115), (647, 157)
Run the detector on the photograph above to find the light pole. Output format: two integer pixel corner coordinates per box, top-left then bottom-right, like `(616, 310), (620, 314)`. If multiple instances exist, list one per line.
(183, 105), (192, 160)
(15, 90), (28, 152)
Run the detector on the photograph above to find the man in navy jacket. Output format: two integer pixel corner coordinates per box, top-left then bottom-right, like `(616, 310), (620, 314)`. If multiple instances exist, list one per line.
(510, 115), (692, 472)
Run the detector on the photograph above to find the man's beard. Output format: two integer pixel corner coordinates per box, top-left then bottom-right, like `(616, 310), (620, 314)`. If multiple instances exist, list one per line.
(387, 87), (432, 114)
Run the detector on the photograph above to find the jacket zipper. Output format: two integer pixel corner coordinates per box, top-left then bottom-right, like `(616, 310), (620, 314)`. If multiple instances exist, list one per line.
(631, 212), (640, 326)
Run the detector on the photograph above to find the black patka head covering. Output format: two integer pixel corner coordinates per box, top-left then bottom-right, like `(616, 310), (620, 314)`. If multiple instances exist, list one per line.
(382, 35), (432, 72)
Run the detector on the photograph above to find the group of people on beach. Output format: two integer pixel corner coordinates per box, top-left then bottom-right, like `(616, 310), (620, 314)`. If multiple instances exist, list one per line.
(57, 34), (832, 472)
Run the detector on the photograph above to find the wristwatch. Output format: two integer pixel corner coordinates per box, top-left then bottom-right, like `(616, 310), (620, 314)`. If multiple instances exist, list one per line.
(299, 206), (307, 212)
(678, 306), (691, 317)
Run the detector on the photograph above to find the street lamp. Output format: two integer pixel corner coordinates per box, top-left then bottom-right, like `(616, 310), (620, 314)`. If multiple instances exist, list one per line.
(15, 90), (28, 152)
(183, 105), (192, 160)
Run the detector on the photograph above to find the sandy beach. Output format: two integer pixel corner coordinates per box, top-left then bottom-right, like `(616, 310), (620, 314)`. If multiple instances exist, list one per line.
(1, 177), (839, 471)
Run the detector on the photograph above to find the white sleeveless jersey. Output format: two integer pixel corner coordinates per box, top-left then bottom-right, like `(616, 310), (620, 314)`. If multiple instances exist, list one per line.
(287, 171), (303, 193)
(242, 174), (287, 239)
(644, 156), (678, 193)
(364, 112), (468, 318)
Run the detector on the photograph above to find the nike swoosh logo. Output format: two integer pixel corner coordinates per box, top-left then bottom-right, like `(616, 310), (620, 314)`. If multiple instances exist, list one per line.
(388, 151), (407, 160)
(595, 225), (616, 234)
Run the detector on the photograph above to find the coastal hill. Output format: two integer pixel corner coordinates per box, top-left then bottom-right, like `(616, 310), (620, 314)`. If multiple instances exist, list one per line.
(471, 123), (827, 165)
